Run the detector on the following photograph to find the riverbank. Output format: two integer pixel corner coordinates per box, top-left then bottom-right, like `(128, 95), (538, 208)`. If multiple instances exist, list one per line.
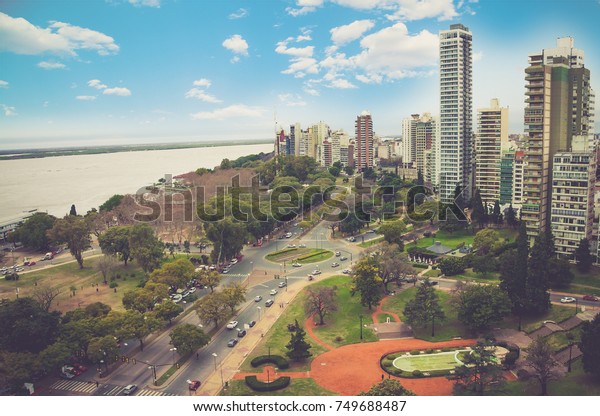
(0, 138), (272, 161)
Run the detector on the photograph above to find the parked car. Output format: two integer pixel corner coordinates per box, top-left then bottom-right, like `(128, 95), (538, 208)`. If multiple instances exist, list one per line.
(560, 296), (576, 303)
(248, 320), (256, 328)
(287, 244), (296, 248)
(582, 295), (599, 302)
(227, 339), (238, 347)
(269, 289), (278, 296)
(285, 232), (292, 238)
(123, 384), (138, 395)
(226, 321), (239, 329)
(230, 258), (238, 264)
(72, 363), (87, 372)
(265, 299), (274, 307)
(278, 281), (287, 288)
(188, 380), (201, 391)
(237, 329), (247, 338)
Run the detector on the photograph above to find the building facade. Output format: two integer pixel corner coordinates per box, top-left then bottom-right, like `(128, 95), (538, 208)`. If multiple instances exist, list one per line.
(355, 111), (374, 172)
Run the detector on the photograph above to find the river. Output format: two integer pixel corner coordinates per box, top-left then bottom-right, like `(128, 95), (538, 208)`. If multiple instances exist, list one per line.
(0, 142), (273, 223)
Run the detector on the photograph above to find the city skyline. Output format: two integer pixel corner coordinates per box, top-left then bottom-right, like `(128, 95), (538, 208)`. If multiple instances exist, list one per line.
(0, 0), (599, 149)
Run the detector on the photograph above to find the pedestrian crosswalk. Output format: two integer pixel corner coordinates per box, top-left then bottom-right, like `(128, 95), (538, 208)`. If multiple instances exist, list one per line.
(50, 380), (176, 396)
(50, 379), (98, 394)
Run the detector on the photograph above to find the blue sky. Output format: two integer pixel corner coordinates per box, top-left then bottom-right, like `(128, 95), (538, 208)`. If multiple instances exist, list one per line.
(0, 0), (599, 149)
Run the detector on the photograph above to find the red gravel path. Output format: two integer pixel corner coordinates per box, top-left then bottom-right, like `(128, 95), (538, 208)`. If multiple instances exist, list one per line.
(305, 315), (334, 351)
(371, 295), (402, 323)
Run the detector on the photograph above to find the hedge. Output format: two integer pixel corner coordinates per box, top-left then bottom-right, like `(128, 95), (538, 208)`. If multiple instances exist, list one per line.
(296, 250), (329, 261)
(250, 355), (290, 369)
(245, 375), (291, 392)
(267, 248), (297, 257)
(412, 263), (429, 269)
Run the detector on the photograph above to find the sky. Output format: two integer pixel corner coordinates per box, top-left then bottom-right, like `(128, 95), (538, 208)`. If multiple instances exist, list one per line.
(0, 0), (599, 149)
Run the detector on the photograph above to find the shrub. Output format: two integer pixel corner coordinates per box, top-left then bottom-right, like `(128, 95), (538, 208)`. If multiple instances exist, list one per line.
(412, 370), (422, 377)
(250, 355), (290, 370)
(441, 347), (451, 352)
(425, 349), (434, 354)
(409, 350), (421, 355)
(109, 281), (118, 288)
(245, 375), (291, 392)
(516, 369), (530, 381)
(423, 231), (432, 238)
(412, 263), (429, 269)
(438, 257), (465, 276)
(502, 350), (519, 367)
(334, 336), (343, 343)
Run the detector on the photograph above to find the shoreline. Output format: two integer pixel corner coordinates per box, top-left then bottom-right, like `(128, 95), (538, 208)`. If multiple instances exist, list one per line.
(0, 138), (272, 161)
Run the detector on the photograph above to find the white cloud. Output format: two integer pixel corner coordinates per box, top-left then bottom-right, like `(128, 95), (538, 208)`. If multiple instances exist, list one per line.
(355, 73), (383, 84)
(193, 78), (212, 88)
(185, 88), (222, 103)
(275, 41), (314, 58)
(37, 61), (66, 70)
(330, 20), (375, 45)
(76, 95), (96, 101)
(128, 0), (161, 7)
(282, 57), (319, 78)
(286, 0), (324, 16)
(2, 104), (17, 116)
(222, 34), (249, 56)
(190, 104), (265, 120)
(0, 12), (120, 57)
(0, 80), (8, 88)
(103, 87), (131, 96)
(88, 79), (107, 90)
(278, 93), (307, 107)
(385, 0), (458, 21)
(332, 0), (384, 9)
(228, 8), (248, 19)
(327, 78), (357, 89)
(231, 56), (240, 64)
(473, 51), (483, 62)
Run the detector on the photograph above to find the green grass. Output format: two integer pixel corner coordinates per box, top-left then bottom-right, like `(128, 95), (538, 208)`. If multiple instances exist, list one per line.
(452, 269), (501, 284)
(295, 249), (334, 264)
(384, 288), (471, 341)
(424, 269), (442, 277)
(221, 378), (336, 396)
(358, 236), (384, 248)
(502, 358), (600, 396)
(566, 265), (600, 295)
(392, 350), (469, 372)
(265, 248), (333, 264)
(414, 228), (517, 250)
(377, 313), (395, 323)
(521, 305), (577, 333)
(545, 328), (582, 353)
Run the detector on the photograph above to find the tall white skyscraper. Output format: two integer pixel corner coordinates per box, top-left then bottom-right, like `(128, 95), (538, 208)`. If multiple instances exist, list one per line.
(438, 24), (473, 203)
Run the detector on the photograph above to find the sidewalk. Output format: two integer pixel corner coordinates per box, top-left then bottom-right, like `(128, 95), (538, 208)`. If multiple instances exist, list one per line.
(196, 270), (340, 396)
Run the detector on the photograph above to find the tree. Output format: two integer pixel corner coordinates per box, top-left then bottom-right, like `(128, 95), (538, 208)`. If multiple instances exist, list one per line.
(32, 287), (61, 312)
(452, 338), (506, 395)
(122, 288), (155, 313)
(221, 283), (247, 314)
(469, 188), (487, 228)
(69, 204), (77, 216)
(366, 242), (414, 292)
(505, 203), (517, 228)
(575, 238), (593, 273)
(304, 287), (338, 325)
(96, 255), (117, 284)
(196, 292), (229, 328)
(204, 217), (246, 264)
(128, 223), (164, 273)
(328, 165), (341, 177)
(39, 341), (72, 375)
(286, 319), (312, 361)
(220, 158), (233, 170)
(472, 229), (502, 255)
(149, 257), (195, 289)
(499, 222), (528, 329)
(196, 269), (222, 293)
(87, 335), (119, 368)
(169, 324), (210, 356)
(491, 200), (501, 224)
(378, 220), (406, 248)
(438, 257), (465, 276)
(344, 165), (355, 176)
(98, 226), (132, 265)
(472, 255), (498, 276)
(84, 302), (111, 318)
(453, 284), (511, 331)
(47, 215), (92, 269)
(358, 379), (415, 396)
(581, 313), (600, 379)
(351, 259), (383, 310)
(547, 258), (574, 289)
(526, 232), (553, 314)
(403, 278), (445, 337)
(525, 337), (560, 395)
(99, 194), (124, 212)
(9, 212), (56, 251)
(0, 351), (41, 391)
(154, 300), (184, 325)
(118, 310), (161, 351)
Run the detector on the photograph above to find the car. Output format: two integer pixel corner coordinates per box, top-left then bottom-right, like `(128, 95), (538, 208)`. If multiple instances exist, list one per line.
(72, 363), (87, 372)
(265, 299), (274, 307)
(171, 294), (183, 303)
(60, 372), (75, 380)
(340, 256), (348, 261)
(123, 384), (138, 395)
(335, 251), (341, 257)
(307, 274), (314, 281)
(269, 289), (278, 295)
(188, 287), (196, 294)
(222, 269), (230, 274)
(285, 232), (292, 238)
(312, 270), (322, 275)
(230, 258), (238, 264)
(254, 295), (263, 302)
(63, 365), (81, 376)
(278, 281), (287, 288)
(403, 277), (418, 283)
(287, 244), (296, 248)
(248, 320), (256, 328)
(331, 262), (339, 268)
(15, 267), (25, 272)
(560, 296), (576, 303)
(226, 321), (239, 329)
(188, 380), (201, 391)
(298, 244), (307, 248)
(227, 339), (238, 347)
(24, 261), (36, 266)
(237, 329), (247, 338)
(347, 236), (356, 242)
(342, 269), (351, 274)
(582, 295), (599, 302)
(366, 229), (376, 233)
(292, 262), (302, 267)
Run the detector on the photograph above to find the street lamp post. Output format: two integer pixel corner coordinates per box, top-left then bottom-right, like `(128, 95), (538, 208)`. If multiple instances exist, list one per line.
(257, 306), (261, 321)
(149, 365), (157, 385)
(170, 347), (177, 365)
(211, 353), (218, 371)
(359, 315), (363, 340)
(285, 275), (288, 292)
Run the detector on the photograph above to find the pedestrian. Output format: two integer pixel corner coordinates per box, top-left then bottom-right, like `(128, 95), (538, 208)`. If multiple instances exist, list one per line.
(96, 287), (99, 292)
(96, 381), (99, 387)
(381, 374), (384, 381)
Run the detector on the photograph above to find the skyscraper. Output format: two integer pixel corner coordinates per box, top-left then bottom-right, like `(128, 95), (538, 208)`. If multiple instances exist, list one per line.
(438, 23), (473, 203)
(475, 98), (509, 206)
(522, 37), (595, 241)
(355, 111), (374, 172)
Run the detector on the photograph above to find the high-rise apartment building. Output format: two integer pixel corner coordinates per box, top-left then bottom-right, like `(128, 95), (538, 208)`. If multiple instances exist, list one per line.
(475, 99), (509, 205)
(438, 23), (473, 203)
(522, 37), (595, 241)
(290, 123), (301, 156)
(551, 137), (596, 259)
(402, 114), (418, 166)
(355, 111), (374, 172)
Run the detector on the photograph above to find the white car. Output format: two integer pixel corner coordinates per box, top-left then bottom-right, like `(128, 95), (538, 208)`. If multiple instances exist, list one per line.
(335, 251), (341, 257)
(226, 321), (239, 329)
(269, 289), (278, 296)
(312, 270), (322, 275)
(285, 232), (292, 238)
(123, 384), (138, 395)
(292, 262), (302, 267)
(560, 297), (576, 304)
(298, 244), (307, 248)
(331, 262), (340, 268)
(287, 244), (296, 248)
(342, 269), (351, 274)
(230, 258), (238, 264)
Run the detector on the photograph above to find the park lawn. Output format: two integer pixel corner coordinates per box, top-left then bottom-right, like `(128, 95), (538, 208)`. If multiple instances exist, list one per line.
(424, 269), (442, 277)
(384, 287), (471, 342)
(499, 305), (577, 333)
(0, 256), (144, 313)
(566, 265), (600, 295)
(378, 313), (395, 323)
(503, 358), (600, 396)
(544, 327), (582, 353)
(414, 228), (517, 250)
(311, 275), (378, 346)
(266, 248), (333, 264)
(392, 350), (469, 372)
(452, 269), (501, 284)
(358, 236), (384, 248)
(221, 378), (336, 396)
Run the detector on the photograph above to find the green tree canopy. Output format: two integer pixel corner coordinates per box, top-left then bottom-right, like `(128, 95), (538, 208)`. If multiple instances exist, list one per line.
(47, 215), (92, 269)
(98, 226), (132, 265)
(378, 220), (406, 248)
(169, 324), (210, 356)
(451, 338), (505, 395)
(10, 212), (57, 251)
(128, 223), (164, 273)
(453, 284), (511, 331)
(403, 278), (445, 337)
(581, 313), (600, 379)
(99, 194), (124, 212)
(286, 319), (312, 361)
(575, 238), (593, 273)
(351, 259), (383, 310)
(358, 379), (415, 396)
